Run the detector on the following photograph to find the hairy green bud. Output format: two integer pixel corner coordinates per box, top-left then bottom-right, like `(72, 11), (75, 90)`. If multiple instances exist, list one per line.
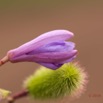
(24, 63), (87, 100)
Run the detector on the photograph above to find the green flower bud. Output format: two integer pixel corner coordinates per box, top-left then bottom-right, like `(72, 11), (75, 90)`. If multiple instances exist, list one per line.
(24, 63), (87, 100)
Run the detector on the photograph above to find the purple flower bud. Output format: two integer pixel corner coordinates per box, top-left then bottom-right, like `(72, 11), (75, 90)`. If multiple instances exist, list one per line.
(7, 30), (77, 69)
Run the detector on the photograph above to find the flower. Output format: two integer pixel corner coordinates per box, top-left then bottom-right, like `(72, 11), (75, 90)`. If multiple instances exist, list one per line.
(5, 30), (77, 69)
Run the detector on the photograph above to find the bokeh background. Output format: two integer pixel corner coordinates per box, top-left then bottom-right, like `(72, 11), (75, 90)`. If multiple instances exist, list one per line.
(0, 0), (103, 103)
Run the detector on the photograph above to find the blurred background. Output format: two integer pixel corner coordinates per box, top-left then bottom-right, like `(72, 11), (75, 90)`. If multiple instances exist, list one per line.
(0, 0), (103, 103)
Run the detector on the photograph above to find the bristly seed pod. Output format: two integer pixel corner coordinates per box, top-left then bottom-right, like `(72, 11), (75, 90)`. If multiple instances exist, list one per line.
(24, 63), (88, 100)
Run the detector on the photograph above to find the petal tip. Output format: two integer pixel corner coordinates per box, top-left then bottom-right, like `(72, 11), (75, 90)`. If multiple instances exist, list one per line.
(74, 50), (78, 54)
(58, 29), (74, 38)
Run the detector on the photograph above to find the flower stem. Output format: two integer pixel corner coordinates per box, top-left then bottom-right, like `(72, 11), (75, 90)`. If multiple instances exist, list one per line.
(7, 89), (28, 103)
(0, 56), (9, 66)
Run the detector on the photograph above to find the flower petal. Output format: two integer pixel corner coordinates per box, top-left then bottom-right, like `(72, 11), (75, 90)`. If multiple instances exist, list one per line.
(7, 30), (73, 58)
(38, 62), (63, 70)
(37, 55), (76, 69)
(59, 55), (77, 63)
(27, 41), (75, 54)
(9, 50), (77, 63)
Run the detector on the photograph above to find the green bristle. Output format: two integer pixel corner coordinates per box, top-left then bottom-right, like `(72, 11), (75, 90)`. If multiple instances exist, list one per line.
(24, 63), (87, 100)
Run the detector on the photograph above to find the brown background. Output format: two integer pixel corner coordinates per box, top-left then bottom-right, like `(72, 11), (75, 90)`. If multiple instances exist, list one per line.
(0, 0), (103, 103)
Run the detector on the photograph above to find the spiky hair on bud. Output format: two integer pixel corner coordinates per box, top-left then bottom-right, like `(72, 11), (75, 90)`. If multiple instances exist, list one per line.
(24, 63), (87, 100)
